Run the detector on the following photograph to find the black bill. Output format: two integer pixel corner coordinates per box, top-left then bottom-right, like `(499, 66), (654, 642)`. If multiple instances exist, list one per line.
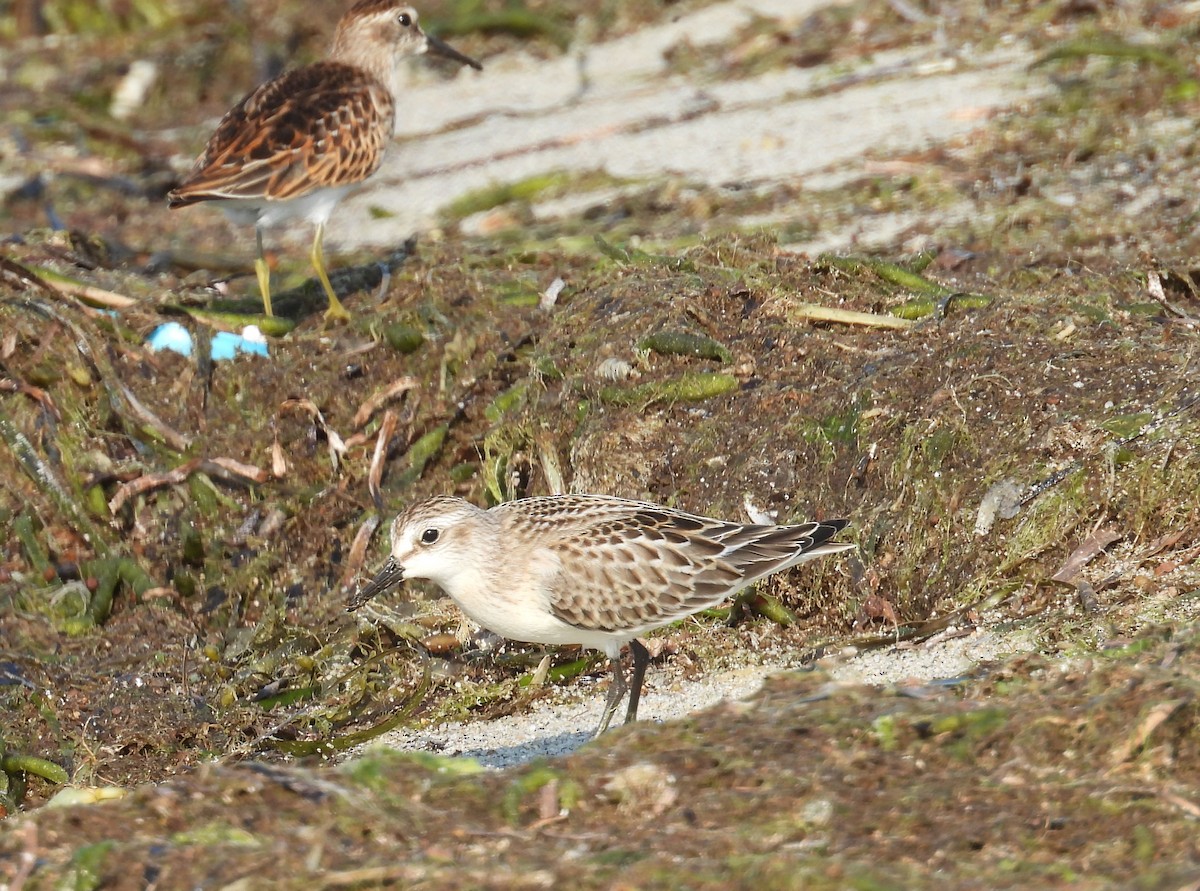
(347, 556), (405, 612)
(427, 33), (483, 71)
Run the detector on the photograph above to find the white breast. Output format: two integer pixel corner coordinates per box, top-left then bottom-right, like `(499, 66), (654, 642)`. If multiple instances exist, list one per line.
(437, 556), (630, 655)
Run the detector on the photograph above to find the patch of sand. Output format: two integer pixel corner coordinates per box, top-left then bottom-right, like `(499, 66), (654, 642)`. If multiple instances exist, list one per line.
(330, 0), (1038, 249)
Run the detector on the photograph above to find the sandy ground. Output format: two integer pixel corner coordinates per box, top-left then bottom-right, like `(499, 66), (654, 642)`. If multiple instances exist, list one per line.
(364, 618), (1028, 768)
(331, 0), (1040, 250)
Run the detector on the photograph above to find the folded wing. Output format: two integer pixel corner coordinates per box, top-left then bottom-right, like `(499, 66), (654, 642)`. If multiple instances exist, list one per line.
(167, 61), (393, 206)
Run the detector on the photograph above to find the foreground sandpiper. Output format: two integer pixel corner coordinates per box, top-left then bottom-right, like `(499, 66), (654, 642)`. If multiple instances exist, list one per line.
(350, 494), (854, 735)
(167, 1), (481, 322)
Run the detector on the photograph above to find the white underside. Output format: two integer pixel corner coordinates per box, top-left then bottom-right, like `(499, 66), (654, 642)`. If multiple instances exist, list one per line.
(453, 587), (635, 659)
(439, 562), (636, 659)
(218, 185), (354, 229)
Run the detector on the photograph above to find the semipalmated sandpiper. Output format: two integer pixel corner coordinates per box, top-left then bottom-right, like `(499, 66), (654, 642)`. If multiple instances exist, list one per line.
(167, 1), (481, 322)
(350, 494), (854, 735)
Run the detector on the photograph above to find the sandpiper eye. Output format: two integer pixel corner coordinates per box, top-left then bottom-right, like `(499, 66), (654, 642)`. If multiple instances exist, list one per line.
(398, 12), (412, 26)
(420, 527), (439, 545)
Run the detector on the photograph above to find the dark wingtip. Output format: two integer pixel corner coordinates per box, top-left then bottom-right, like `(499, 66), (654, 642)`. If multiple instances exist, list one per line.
(165, 187), (201, 209)
(809, 518), (852, 550)
(828, 518), (852, 545)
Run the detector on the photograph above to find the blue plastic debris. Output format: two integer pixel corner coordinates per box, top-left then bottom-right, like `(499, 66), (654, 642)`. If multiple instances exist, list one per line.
(147, 323), (269, 360)
(212, 326), (269, 359)
(146, 321), (193, 356)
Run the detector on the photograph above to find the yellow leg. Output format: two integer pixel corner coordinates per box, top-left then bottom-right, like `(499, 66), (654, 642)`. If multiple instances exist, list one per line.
(311, 222), (350, 323)
(255, 227), (273, 317)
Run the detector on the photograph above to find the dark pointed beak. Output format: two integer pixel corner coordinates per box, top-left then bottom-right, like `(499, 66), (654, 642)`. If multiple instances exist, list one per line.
(426, 33), (483, 71)
(347, 556), (405, 611)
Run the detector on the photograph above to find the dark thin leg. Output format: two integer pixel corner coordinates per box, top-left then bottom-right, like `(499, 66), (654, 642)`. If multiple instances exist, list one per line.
(624, 639), (650, 725)
(595, 654), (626, 737)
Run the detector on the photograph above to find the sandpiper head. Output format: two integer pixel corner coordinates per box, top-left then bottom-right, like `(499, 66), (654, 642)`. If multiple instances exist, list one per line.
(347, 496), (485, 610)
(333, 2), (482, 73)
(385, 495), (486, 583)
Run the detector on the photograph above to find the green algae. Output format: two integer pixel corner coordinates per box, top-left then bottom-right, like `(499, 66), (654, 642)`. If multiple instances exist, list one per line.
(637, 330), (732, 363)
(382, 322), (425, 354)
(598, 372), (737, 406)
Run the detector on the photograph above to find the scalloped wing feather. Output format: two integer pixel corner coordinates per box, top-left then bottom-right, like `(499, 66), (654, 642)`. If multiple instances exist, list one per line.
(546, 527), (744, 633)
(499, 497), (848, 635)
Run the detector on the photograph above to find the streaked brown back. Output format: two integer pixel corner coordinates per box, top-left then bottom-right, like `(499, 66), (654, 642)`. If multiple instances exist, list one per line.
(167, 61), (394, 207)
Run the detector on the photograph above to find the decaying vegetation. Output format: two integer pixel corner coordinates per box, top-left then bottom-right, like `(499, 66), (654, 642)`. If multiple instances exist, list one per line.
(2, 0), (1198, 886)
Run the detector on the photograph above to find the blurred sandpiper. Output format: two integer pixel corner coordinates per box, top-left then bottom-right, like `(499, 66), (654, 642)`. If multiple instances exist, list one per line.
(168, 1), (481, 322)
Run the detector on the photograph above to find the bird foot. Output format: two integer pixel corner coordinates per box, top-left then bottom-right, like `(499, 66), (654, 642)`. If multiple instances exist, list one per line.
(322, 300), (351, 325)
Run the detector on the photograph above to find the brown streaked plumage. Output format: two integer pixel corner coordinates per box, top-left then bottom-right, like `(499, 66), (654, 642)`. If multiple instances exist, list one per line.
(350, 494), (854, 736)
(167, 2), (481, 322)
